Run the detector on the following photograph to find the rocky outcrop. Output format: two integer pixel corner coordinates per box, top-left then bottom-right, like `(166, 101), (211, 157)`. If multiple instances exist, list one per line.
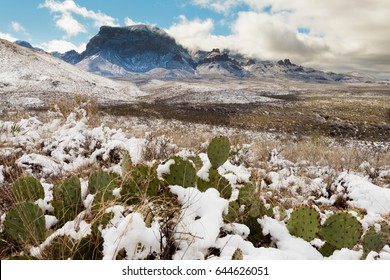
(77, 25), (195, 75)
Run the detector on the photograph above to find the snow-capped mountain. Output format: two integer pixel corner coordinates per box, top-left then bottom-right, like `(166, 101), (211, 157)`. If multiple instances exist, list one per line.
(195, 48), (249, 78)
(52, 50), (82, 65)
(76, 25), (195, 77)
(243, 58), (376, 83)
(44, 24), (379, 83)
(0, 39), (142, 110)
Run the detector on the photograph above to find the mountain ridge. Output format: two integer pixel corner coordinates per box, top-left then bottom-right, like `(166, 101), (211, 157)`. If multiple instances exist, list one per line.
(12, 25), (381, 83)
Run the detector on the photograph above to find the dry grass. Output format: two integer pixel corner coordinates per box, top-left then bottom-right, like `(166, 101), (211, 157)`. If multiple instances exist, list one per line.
(46, 94), (100, 126)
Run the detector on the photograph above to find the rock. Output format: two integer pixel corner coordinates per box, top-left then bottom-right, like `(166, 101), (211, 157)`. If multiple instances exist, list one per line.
(76, 25), (195, 76)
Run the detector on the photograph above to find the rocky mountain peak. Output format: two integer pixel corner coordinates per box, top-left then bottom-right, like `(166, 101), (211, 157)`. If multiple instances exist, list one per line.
(77, 25), (195, 75)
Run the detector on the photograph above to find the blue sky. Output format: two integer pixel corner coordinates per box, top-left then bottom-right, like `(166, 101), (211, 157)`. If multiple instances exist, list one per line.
(0, 0), (389, 78)
(0, 0), (243, 48)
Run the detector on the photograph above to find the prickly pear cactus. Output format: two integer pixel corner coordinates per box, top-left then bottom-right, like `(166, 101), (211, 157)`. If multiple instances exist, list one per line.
(197, 168), (232, 199)
(89, 171), (119, 210)
(319, 242), (337, 257)
(225, 201), (240, 223)
(52, 175), (83, 223)
(287, 206), (320, 241)
(163, 157), (197, 188)
(4, 202), (46, 245)
(236, 183), (265, 219)
(89, 170), (117, 194)
(207, 136), (230, 168)
(11, 176), (44, 203)
(238, 183), (255, 205)
(362, 222), (390, 258)
(42, 235), (102, 260)
(320, 212), (362, 249)
(121, 164), (162, 205)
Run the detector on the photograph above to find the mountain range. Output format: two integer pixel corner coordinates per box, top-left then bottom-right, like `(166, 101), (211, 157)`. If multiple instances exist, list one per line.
(14, 24), (378, 83)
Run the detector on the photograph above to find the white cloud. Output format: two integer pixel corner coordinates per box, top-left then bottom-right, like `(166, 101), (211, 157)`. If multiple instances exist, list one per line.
(191, 0), (243, 13)
(38, 39), (86, 53)
(124, 17), (142, 26)
(11, 21), (27, 34)
(0, 32), (18, 42)
(55, 12), (86, 38)
(187, 0), (390, 75)
(39, 0), (118, 37)
(166, 15), (229, 52)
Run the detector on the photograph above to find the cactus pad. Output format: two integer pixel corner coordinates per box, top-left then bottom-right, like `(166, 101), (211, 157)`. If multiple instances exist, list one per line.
(225, 201), (240, 223)
(319, 242), (337, 257)
(238, 183), (255, 205)
(163, 157), (197, 188)
(4, 202), (46, 245)
(53, 175), (83, 223)
(287, 206), (320, 241)
(88, 170), (117, 194)
(197, 168), (232, 199)
(362, 223), (390, 258)
(320, 212), (362, 249)
(11, 176), (44, 203)
(207, 136), (230, 168)
(121, 164), (162, 204)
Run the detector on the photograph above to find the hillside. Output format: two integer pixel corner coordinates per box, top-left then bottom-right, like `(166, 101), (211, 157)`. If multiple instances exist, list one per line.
(0, 39), (143, 110)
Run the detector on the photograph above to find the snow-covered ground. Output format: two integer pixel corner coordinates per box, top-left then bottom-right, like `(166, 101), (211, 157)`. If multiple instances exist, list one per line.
(0, 106), (389, 260)
(0, 39), (144, 110)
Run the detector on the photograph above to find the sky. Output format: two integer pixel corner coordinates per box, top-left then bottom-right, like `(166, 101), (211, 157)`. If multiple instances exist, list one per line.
(0, 0), (389, 78)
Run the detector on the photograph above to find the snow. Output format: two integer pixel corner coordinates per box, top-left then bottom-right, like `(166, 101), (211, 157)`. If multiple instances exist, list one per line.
(259, 217), (323, 259)
(101, 206), (161, 260)
(337, 173), (390, 216)
(0, 39), (142, 110)
(169, 186), (229, 260)
(156, 159), (175, 178)
(0, 165), (4, 184)
(0, 110), (389, 260)
(30, 219), (92, 258)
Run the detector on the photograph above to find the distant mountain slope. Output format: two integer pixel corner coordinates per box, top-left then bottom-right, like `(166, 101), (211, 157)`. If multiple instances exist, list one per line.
(14, 40), (44, 52)
(0, 39), (142, 109)
(76, 25), (195, 77)
(52, 50), (82, 65)
(195, 49), (249, 78)
(43, 24), (379, 83)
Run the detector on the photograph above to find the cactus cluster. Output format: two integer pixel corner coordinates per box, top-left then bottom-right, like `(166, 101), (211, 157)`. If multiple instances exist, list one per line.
(197, 168), (232, 199)
(158, 136), (233, 200)
(121, 164), (163, 204)
(3, 135), (377, 260)
(287, 207), (363, 256)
